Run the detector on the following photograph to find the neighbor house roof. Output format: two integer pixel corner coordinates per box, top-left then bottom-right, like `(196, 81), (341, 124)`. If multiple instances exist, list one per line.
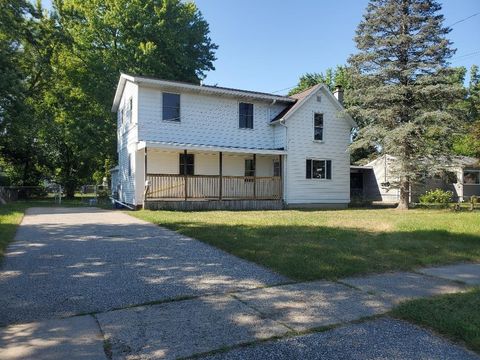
(366, 154), (480, 169)
(112, 73), (295, 112)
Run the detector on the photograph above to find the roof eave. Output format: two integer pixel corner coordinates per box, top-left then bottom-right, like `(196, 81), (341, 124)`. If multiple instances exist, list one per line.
(111, 73), (136, 112)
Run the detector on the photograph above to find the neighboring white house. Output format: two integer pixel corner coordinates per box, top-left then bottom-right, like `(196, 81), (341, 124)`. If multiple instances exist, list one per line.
(350, 154), (480, 203)
(111, 73), (356, 210)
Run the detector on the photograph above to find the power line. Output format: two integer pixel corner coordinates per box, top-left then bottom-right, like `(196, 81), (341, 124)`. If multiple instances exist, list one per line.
(447, 12), (479, 27)
(270, 12), (480, 94)
(451, 49), (480, 61)
(271, 85), (296, 94)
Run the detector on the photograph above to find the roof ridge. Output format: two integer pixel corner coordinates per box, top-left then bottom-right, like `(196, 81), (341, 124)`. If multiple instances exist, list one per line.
(121, 72), (294, 100)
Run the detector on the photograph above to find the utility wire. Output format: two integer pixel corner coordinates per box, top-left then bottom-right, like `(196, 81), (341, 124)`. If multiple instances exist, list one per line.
(447, 12), (479, 27)
(270, 12), (480, 95)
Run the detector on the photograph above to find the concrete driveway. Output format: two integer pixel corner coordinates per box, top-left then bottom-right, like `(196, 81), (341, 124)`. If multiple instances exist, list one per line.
(0, 207), (286, 326)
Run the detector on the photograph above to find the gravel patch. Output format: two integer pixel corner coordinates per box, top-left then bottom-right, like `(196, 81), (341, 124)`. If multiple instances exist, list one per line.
(96, 294), (290, 360)
(200, 317), (480, 360)
(0, 207), (286, 326)
(341, 271), (467, 305)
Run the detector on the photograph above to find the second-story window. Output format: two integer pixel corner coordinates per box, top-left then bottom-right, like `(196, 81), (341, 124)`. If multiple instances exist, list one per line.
(118, 108), (124, 124)
(163, 93), (180, 121)
(239, 102), (254, 129)
(314, 113), (324, 141)
(126, 97), (132, 122)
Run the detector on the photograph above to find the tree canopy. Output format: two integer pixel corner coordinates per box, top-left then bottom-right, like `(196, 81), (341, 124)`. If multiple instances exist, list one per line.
(0, 0), (217, 196)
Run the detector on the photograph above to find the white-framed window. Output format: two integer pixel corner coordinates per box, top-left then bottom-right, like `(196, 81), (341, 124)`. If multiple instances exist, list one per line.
(126, 97), (132, 122)
(306, 159), (332, 179)
(118, 108), (124, 124)
(239, 102), (254, 129)
(163, 93), (181, 121)
(314, 113), (324, 141)
(464, 170), (480, 185)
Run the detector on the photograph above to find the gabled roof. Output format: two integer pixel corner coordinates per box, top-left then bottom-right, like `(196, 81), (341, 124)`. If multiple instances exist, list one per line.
(270, 84), (357, 128)
(112, 73), (295, 112)
(366, 154), (480, 169)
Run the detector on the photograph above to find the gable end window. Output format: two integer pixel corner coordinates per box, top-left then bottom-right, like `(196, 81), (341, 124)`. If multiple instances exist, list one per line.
(306, 159), (332, 179)
(163, 93), (180, 121)
(179, 154), (194, 175)
(239, 102), (254, 129)
(314, 113), (324, 141)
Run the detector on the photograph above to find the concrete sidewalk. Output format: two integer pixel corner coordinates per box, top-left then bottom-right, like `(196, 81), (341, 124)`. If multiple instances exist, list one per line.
(3, 261), (477, 359)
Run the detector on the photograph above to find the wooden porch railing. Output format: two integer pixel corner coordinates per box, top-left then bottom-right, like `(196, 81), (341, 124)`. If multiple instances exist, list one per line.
(146, 174), (281, 200)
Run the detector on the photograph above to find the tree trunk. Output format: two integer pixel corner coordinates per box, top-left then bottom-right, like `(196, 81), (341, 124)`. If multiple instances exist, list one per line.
(397, 179), (410, 210)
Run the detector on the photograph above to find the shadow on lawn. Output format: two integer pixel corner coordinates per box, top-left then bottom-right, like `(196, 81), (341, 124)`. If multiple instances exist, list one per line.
(164, 220), (480, 281)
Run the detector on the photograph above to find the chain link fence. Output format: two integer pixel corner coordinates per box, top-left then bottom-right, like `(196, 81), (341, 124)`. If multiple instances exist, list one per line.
(0, 184), (111, 206)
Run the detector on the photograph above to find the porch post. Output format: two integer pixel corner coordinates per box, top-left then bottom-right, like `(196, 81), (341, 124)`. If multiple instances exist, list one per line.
(184, 149), (188, 201)
(143, 147), (148, 207)
(219, 152), (223, 200)
(253, 153), (256, 199)
(279, 155), (283, 200)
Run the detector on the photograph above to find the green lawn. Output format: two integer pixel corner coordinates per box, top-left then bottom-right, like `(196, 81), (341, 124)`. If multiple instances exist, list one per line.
(132, 209), (480, 281)
(392, 288), (480, 353)
(0, 202), (27, 260)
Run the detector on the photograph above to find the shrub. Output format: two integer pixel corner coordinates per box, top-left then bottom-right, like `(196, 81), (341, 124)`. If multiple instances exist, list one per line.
(419, 189), (453, 206)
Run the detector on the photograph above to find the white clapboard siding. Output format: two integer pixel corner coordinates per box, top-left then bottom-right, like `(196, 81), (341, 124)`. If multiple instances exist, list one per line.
(284, 87), (351, 204)
(117, 82), (139, 205)
(137, 88), (289, 150)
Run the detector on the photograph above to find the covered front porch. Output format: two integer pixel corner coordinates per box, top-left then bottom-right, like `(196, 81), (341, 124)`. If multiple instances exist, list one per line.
(138, 141), (285, 209)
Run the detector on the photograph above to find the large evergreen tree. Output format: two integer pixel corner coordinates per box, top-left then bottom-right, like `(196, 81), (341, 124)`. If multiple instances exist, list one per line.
(348, 0), (464, 209)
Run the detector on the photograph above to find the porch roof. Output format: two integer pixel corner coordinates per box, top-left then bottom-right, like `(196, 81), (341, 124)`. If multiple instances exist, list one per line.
(137, 141), (287, 155)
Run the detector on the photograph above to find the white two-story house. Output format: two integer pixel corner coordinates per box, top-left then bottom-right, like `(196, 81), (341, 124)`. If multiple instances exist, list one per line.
(110, 73), (356, 210)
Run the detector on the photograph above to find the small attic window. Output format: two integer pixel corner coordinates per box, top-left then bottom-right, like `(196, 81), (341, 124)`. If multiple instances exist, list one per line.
(316, 95), (321, 102)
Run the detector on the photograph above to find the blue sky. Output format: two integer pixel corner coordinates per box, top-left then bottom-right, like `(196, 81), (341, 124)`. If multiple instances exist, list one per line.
(41, 0), (480, 93)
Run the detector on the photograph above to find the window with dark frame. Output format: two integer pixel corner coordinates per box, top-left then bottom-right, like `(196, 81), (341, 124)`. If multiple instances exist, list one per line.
(464, 170), (480, 185)
(273, 160), (281, 177)
(239, 102), (254, 129)
(128, 154), (131, 176)
(163, 93), (180, 121)
(306, 159), (331, 179)
(179, 154), (194, 175)
(314, 113), (324, 141)
(245, 159), (255, 177)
